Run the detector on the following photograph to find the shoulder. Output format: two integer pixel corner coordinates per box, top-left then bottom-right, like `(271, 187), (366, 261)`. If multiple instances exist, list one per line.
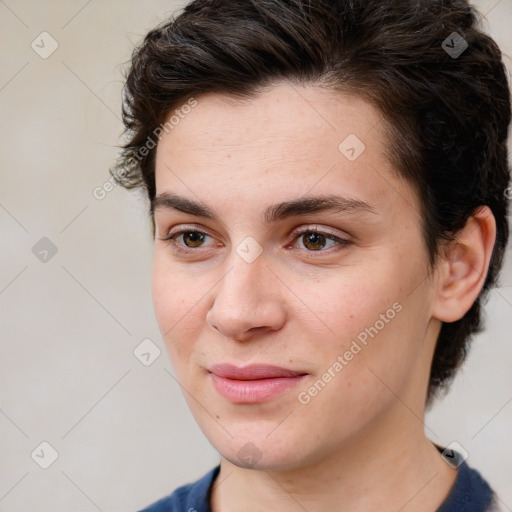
(438, 459), (503, 512)
(136, 465), (220, 512)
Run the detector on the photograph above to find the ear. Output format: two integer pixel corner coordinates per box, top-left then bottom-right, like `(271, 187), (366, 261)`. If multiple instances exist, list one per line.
(431, 206), (496, 323)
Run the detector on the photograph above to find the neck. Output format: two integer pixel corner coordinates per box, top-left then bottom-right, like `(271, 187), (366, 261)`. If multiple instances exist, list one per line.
(210, 404), (457, 512)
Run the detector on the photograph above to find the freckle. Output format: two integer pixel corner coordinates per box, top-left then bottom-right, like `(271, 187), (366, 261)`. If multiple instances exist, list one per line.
(216, 415), (220, 419)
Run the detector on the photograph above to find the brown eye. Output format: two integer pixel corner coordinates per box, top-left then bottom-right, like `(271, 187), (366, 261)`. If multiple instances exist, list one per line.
(160, 229), (215, 254)
(181, 231), (206, 248)
(292, 229), (350, 253)
(301, 232), (328, 251)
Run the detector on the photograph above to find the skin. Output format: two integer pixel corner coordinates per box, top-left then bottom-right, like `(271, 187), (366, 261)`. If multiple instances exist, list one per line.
(151, 82), (496, 511)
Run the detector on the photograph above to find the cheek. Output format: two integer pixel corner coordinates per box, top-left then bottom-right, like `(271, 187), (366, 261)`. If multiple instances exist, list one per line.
(151, 264), (178, 334)
(321, 283), (427, 404)
(151, 255), (204, 362)
(152, 251), (203, 325)
(298, 269), (403, 348)
(303, 261), (423, 384)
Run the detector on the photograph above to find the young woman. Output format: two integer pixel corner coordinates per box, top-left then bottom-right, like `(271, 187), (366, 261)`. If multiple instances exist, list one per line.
(112, 1), (511, 510)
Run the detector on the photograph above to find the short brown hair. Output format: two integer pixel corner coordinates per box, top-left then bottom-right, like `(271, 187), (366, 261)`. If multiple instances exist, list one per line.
(112, 0), (511, 404)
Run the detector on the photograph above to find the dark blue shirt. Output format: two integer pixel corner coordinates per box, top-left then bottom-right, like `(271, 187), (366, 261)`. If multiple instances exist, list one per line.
(137, 460), (500, 512)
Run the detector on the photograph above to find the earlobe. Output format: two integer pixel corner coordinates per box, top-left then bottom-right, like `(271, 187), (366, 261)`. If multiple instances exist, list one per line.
(432, 206), (496, 323)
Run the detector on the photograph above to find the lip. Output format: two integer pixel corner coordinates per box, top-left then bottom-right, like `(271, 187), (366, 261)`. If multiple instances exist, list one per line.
(209, 364), (307, 403)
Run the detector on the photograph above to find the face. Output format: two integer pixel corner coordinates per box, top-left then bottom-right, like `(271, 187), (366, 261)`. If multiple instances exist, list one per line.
(152, 82), (440, 471)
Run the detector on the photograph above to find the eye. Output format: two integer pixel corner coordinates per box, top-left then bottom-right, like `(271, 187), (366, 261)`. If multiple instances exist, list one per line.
(289, 227), (351, 253)
(159, 229), (216, 253)
(159, 226), (351, 256)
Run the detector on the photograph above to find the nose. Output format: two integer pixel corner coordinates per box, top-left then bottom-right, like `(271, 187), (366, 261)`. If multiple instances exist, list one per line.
(206, 256), (286, 342)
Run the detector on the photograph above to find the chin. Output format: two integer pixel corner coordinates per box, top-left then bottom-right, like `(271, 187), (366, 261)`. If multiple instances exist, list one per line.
(222, 439), (307, 471)
(196, 417), (320, 471)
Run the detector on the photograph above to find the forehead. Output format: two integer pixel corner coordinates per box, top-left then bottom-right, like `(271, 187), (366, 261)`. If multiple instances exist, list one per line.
(157, 83), (382, 156)
(153, 82), (416, 218)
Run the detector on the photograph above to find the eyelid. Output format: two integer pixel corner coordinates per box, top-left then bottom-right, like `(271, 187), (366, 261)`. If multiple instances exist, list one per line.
(160, 224), (352, 255)
(287, 226), (352, 254)
(161, 223), (349, 240)
(160, 224), (214, 241)
(289, 224), (349, 240)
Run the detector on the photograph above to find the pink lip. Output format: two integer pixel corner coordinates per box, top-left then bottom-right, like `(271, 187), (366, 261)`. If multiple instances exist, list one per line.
(209, 364), (307, 403)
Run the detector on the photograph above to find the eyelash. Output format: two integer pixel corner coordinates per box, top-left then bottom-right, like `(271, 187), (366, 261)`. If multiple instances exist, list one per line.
(159, 226), (351, 256)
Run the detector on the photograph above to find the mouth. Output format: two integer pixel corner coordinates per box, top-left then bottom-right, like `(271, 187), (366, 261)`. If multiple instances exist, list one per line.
(208, 363), (308, 403)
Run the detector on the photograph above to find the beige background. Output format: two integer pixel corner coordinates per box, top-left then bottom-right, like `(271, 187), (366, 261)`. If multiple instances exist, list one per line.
(0, 1), (511, 511)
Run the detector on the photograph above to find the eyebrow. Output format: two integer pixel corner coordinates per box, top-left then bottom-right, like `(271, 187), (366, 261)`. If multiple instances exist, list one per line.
(152, 191), (377, 224)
